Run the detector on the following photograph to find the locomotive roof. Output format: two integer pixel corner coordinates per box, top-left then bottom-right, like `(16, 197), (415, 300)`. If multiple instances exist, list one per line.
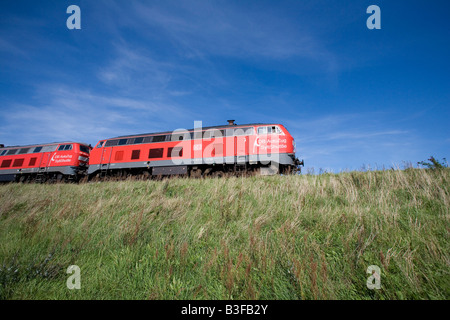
(111, 123), (277, 140)
(0, 141), (90, 149)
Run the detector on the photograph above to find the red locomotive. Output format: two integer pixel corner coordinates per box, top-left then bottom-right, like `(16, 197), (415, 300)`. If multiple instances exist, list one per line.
(88, 120), (303, 179)
(0, 142), (91, 182)
(0, 121), (303, 182)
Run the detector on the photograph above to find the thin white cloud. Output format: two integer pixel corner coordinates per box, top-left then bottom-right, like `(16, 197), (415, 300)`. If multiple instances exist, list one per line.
(1, 83), (197, 146)
(96, 43), (173, 90)
(121, 0), (338, 69)
(0, 38), (28, 56)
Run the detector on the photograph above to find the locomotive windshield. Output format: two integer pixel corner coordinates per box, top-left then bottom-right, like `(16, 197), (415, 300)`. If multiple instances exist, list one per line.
(80, 145), (90, 154)
(257, 126), (282, 134)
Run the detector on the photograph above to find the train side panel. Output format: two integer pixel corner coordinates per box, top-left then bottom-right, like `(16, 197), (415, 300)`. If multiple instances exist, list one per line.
(88, 123), (300, 177)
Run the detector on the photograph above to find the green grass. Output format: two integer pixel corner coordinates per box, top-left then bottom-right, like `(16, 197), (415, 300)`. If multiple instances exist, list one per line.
(0, 168), (449, 299)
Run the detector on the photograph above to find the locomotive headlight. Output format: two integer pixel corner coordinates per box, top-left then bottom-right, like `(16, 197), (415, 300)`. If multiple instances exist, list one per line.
(78, 156), (88, 162)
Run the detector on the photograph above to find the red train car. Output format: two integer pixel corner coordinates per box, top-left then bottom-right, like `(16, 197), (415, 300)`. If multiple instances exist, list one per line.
(88, 121), (303, 179)
(0, 142), (91, 182)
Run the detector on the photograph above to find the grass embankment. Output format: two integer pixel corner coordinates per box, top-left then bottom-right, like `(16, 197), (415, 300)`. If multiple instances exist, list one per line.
(0, 169), (449, 299)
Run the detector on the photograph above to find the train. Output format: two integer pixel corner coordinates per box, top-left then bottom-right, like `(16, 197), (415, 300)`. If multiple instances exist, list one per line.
(0, 120), (303, 182)
(0, 141), (90, 183)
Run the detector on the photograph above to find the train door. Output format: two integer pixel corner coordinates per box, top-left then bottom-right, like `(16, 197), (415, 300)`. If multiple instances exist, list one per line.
(40, 153), (51, 169)
(35, 153), (44, 169)
(39, 145), (57, 171)
(235, 134), (249, 164)
(100, 145), (112, 170)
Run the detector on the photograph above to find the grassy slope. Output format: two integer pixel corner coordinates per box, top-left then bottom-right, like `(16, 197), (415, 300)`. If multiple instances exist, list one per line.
(0, 169), (449, 300)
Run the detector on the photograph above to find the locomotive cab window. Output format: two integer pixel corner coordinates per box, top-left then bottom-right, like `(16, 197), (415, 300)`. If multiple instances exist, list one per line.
(58, 144), (72, 151)
(258, 126), (282, 135)
(97, 141), (104, 148)
(271, 126), (282, 134)
(79, 145), (90, 154)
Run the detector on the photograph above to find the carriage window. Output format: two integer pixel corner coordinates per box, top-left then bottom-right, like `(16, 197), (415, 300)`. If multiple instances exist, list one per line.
(33, 146), (43, 153)
(41, 145), (57, 153)
(0, 150), (7, 156)
(1, 159), (12, 168)
(203, 129), (225, 139)
(12, 159), (24, 167)
(193, 131), (203, 140)
(152, 135), (167, 143)
(234, 127), (253, 136)
(118, 139), (128, 146)
(167, 147), (183, 158)
(133, 137), (144, 144)
(6, 149), (18, 155)
(29, 158), (37, 166)
(203, 131), (211, 139)
(143, 136), (153, 143)
(171, 133), (187, 141)
(18, 148), (30, 154)
(131, 150), (140, 160)
(257, 127), (267, 135)
(149, 148), (164, 159)
(105, 140), (119, 147)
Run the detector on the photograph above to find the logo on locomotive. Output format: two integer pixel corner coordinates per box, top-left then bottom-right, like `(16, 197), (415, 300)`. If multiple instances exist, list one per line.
(51, 154), (73, 164)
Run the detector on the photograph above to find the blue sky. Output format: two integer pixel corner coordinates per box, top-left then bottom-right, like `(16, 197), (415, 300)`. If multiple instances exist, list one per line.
(0, 0), (449, 172)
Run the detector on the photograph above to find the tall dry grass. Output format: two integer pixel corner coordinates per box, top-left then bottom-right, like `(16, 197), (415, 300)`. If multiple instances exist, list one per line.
(0, 168), (448, 299)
